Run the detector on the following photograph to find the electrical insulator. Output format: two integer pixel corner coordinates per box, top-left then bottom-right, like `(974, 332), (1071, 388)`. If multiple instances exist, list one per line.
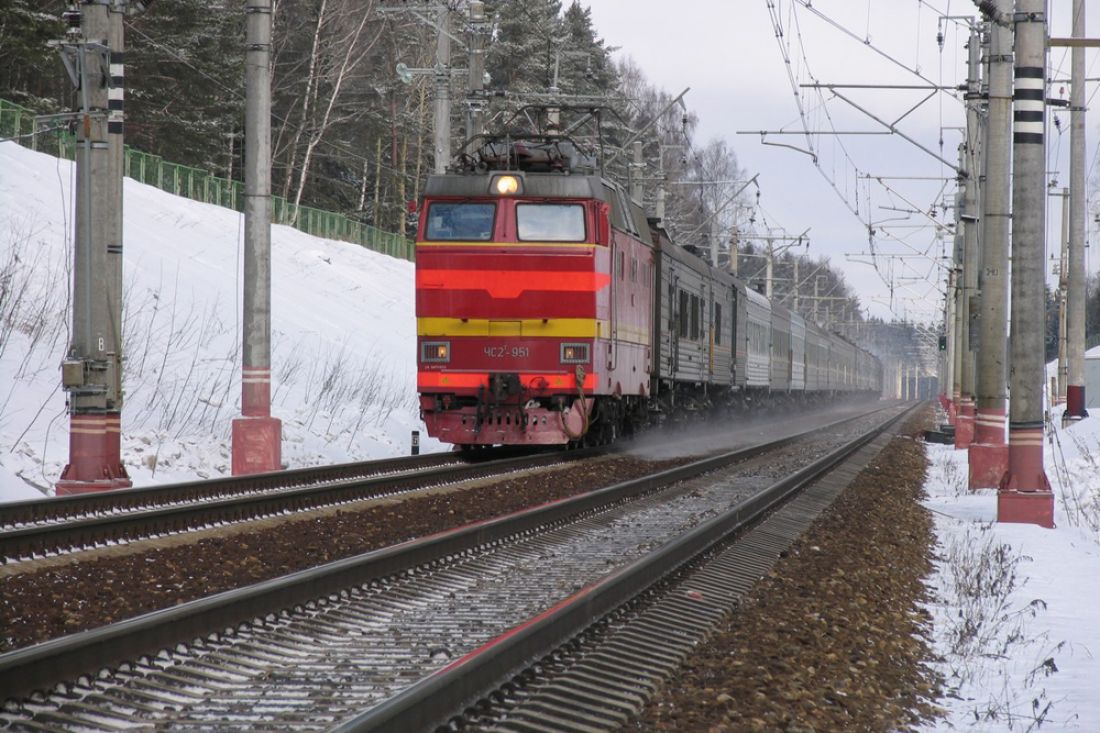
(62, 7), (82, 34)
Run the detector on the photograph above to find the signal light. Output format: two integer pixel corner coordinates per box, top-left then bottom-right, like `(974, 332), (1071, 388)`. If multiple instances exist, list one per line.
(561, 343), (589, 364)
(492, 175), (520, 195)
(938, 335), (947, 351)
(421, 341), (450, 363)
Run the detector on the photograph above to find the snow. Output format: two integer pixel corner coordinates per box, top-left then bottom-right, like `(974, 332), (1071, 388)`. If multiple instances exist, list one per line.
(920, 408), (1100, 731)
(2, 141), (1099, 729)
(0, 141), (442, 500)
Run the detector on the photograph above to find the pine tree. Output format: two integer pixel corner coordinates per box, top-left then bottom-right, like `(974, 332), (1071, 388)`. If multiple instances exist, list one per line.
(125, 0), (246, 175)
(0, 1), (66, 110)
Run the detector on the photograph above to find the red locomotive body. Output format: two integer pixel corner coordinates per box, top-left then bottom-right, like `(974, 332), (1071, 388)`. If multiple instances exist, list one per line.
(416, 171), (653, 446)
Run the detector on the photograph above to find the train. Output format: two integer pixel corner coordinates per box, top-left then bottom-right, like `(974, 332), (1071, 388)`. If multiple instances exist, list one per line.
(414, 132), (882, 449)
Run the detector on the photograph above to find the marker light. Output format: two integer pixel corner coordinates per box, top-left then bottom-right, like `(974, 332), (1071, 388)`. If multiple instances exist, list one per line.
(421, 341), (450, 363)
(560, 343), (590, 364)
(492, 175), (521, 195)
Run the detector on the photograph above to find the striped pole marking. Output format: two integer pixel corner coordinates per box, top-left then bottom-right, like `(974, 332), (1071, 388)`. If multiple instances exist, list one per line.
(1013, 66), (1044, 145)
(108, 52), (124, 136)
(242, 366), (272, 385)
(1007, 425), (1045, 447)
(69, 414), (108, 436)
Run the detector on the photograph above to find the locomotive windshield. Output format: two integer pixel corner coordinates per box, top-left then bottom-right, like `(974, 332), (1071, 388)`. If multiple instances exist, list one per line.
(516, 203), (586, 242)
(425, 202), (495, 241)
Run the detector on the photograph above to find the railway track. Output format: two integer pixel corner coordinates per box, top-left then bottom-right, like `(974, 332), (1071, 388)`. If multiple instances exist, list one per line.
(0, 401), (914, 731)
(0, 448), (590, 566)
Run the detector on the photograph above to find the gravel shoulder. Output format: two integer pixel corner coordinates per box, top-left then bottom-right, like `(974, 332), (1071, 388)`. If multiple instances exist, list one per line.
(630, 407), (944, 733)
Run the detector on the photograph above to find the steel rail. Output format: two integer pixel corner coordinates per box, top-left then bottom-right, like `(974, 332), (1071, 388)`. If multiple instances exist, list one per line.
(332, 403), (917, 732)
(0, 452), (461, 527)
(0, 448), (591, 563)
(0, 404), (898, 704)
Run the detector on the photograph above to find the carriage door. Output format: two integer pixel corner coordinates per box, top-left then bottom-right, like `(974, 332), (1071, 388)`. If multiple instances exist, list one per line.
(609, 237), (618, 371)
(707, 283), (715, 378)
(730, 287), (738, 382)
(669, 273), (679, 374)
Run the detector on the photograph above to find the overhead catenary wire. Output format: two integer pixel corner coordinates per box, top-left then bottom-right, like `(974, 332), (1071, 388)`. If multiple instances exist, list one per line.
(762, 0), (972, 322)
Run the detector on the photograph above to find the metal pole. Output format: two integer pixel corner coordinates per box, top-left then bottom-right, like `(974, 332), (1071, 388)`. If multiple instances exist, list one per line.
(433, 2), (451, 174)
(709, 216), (720, 268)
(956, 23), (981, 448)
(58, 0), (129, 494)
(232, 0), (282, 475)
(792, 258), (800, 313)
(463, 0), (486, 154)
(999, 0), (1053, 526)
(970, 0), (1011, 488)
(630, 141), (644, 204)
(1066, 0), (1089, 419)
(765, 241), (774, 299)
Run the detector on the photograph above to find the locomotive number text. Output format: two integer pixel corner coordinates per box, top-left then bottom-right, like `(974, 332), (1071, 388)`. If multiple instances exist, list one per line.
(484, 345), (529, 359)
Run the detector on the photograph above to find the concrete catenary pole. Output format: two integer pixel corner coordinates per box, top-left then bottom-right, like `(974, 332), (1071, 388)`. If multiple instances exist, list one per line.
(104, 0), (129, 489)
(232, 0), (282, 474)
(57, 0), (130, 494)
(949, 163), (965, 426)
(956, 21), (982, 449)
(999, 0), (1053, 527)
(433, 2), (452, 174)
(970, 0), (1012, 489)
(1056, 187), (1069, 404)
(942, 265), (957, 418)
(464, 0), (487, 153)
(1065, 0), (1089, 420)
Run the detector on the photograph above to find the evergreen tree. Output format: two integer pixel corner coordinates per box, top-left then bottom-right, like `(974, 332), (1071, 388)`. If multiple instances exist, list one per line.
(125, 0), (246, 175)
(0, 1), (65, 110)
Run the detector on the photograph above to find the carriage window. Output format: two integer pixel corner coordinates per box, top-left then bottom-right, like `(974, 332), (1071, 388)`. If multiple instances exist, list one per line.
(425, 202), (495, 241)
(691, 295), (700, 340)
(679, 290), (690, 338)
(517, 203), (586, 241)
(715, 304), (722, 344)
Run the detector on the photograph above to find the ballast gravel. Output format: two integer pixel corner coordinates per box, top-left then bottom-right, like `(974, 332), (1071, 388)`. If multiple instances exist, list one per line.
(630, 409), (943, 732)
(0, 454), (685, 652)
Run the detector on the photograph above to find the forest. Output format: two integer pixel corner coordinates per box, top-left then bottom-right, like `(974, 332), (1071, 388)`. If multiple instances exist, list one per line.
(10, 0), (1093, 366)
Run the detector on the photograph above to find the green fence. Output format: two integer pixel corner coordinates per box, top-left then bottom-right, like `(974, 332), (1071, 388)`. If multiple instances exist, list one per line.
(0, 98), (414, 261)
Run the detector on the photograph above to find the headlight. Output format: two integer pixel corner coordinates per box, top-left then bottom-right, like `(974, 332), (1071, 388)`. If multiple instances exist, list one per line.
(421, 341), (450, 363)
(560, 343), (589, 364)
(492, 174), (521, 195)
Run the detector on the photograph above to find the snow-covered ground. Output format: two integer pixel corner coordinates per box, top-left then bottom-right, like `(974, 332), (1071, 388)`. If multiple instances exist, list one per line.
(920, 403), (1100, 730)
(0, 141), (441, 501)
(2, 141), (1098, 729)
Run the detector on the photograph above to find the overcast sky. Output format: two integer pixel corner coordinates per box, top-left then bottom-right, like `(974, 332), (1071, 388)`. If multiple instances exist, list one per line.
(580, 0), (1099, 325)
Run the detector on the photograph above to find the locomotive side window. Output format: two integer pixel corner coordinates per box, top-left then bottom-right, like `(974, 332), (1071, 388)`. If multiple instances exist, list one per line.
(516, 203), (586, 241)
(425, 202), (495, 241)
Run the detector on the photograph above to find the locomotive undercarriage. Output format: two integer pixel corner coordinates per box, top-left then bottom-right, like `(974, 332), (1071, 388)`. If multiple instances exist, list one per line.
(420, 370), (649, 448)
(423, 378), (872, 450)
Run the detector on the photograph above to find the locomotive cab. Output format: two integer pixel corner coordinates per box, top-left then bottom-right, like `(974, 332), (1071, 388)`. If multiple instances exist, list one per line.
(415, 160), (654, 447)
